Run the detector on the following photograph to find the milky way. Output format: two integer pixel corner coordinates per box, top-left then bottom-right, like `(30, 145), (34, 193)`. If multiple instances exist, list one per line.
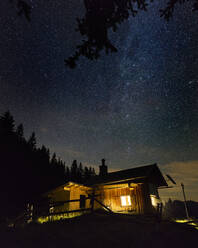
(0, 1), (198, 200)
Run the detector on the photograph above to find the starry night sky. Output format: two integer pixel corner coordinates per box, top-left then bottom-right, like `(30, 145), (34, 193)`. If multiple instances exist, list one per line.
(1, 0), (198, 201)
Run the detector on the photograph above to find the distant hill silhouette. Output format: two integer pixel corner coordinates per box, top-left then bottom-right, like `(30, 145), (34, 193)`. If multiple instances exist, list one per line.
(163, 199), (198, 219)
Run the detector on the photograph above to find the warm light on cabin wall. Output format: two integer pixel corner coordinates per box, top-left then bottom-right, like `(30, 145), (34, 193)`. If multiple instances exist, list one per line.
(150, 196), (157, 206)
(150, 195), (160, 207)
(121, 196), (131, 206)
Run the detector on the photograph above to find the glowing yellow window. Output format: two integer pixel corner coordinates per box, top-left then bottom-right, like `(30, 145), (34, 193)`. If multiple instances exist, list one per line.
(121, 196), (131, 206)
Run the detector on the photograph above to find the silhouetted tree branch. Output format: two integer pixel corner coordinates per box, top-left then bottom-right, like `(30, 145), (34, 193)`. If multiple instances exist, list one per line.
(8, 0), (198, 68)
(10, 0), (31, 21)
(66, 0), (198, 68)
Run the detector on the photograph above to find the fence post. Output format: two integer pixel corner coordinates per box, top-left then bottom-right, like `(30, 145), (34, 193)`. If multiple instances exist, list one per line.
(181, 183), (190, 220)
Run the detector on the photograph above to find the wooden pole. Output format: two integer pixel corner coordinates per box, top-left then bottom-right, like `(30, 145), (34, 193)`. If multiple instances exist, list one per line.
(181, 183), (189, 219)
(90, 190), (95, 213)
(88, 193), (113, 213)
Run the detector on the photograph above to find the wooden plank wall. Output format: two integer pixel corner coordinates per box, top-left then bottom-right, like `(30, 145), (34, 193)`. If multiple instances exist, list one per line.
(48, 189), (70, 213)
(48, 185), (91, 213)
(95, 184), (146, 214)
(140, 183), (153, 214)
(47, 183), (153, 214)
(69, 186), (90, 210)
(132, 185), (144, 214)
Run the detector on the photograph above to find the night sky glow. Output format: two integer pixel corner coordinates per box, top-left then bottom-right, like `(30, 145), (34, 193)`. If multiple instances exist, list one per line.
(1, 1), (198, 201)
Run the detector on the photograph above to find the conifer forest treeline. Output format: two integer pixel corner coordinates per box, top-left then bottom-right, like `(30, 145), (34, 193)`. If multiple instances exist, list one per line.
(0, 111), (95, 218)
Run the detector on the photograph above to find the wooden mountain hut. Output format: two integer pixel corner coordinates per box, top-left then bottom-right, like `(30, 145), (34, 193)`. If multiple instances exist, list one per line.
(43, 160), (167, 217)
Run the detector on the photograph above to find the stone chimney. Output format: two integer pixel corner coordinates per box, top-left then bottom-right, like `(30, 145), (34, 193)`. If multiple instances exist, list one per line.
(99, 159), (108, 176)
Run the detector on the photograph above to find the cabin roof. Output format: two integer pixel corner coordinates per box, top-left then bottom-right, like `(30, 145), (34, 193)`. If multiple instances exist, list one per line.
(85, 163), (167, 187)
(43, 181), (92, 196)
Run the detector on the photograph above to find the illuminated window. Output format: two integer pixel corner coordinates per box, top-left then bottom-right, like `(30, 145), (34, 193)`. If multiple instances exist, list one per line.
(121, 196), (131, 206)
